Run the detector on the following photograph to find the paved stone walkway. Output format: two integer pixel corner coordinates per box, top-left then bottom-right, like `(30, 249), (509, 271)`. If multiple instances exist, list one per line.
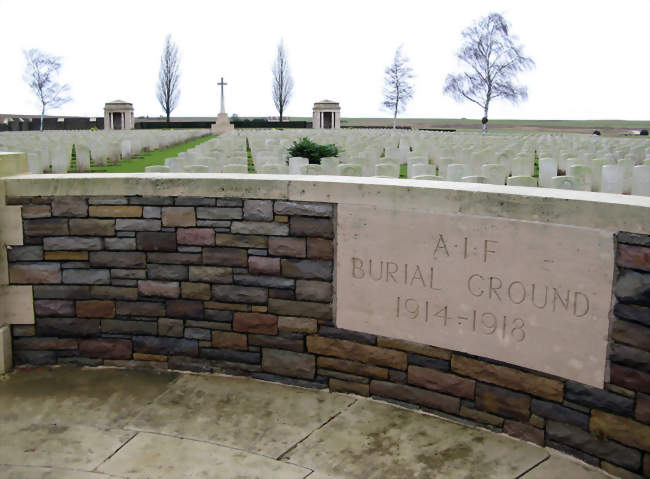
(0, 366), (614, 478)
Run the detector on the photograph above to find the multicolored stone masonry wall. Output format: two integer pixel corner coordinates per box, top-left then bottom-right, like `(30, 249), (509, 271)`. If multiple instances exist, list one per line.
(5, 194), (650, 478)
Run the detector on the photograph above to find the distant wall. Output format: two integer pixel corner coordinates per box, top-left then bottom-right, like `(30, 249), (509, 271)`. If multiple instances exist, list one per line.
(0, 117), (104, 132)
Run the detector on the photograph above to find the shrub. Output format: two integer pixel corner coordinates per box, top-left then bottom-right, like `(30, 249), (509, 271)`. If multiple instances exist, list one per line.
(593, 130), (601, 136)
(640, 129), (648, 136)
(287, 137), (340, 164)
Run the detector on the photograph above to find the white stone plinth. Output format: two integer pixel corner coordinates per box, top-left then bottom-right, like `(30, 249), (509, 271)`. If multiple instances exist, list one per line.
(211, 113), (235, 134)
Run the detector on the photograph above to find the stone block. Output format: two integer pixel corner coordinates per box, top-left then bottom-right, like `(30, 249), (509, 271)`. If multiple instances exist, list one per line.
(214, 233), (267, 248)
(307, 238), (333, 260)
(637, 393), (650, 424)
(269, 288), (294, 300)
(116, 301), (165, 316)
(101, 319), (157, 335)
(617, 244), (650, 273)
(268, 298), (332, 320)
(248, 256), (281, 275)
(189, 266), (232, 283)
(290, 216), (333, 238)
(158, 317), (183, 337)
(79, 338), (131, 359)
(24, 218), (69, 236)
(88, 197), (128, 205)
(13, 337), (78, 350)
(111, 269), (146, 279)
(187, 319), (230, 330)
(203, 247), (248, 267)
(329, 378), (370, 396)
(136, 232), (177, 251)
(175, 197), (215, 206)
(281, 259), (332, 280)
(142, 206), (162, 218)
(278, 316), (317, 334)
(76, 300), (115, 318)
(591, 410), (650, 453)
(162, 207), (196, 227)
(217, 198), (242, 207)
(21, 204), (51, 219)
(138, 280), (180, 298)
(376, 337), (451, 360)
(7, 245), (43, 261)
(243, 200), (273, 221)
(566, 380), (635, 416)
(147, 252), (201, 264)
(212, 284), (267, 304)
(408, 365), (475, 399)
(296, 280), (332, 302)
(201, 348), (260, 364)
(268, 237), (306, 258)
(612, 320), (650, 351)
(51, 197), (88, 217)
(196, 207), (242, 220)
(44, 251), (89, 261)
(274, 201), (333, 217)
(14, 350), (56, 366)
(504, 421), (544, 446)
(370, 380), (460, 414)
(116, 219), (162, 231)
(105, 237), (136, 250)
(316, 356), (388, 379)
(185, 327), (211, 340)
(177, 228), (215, 246)
(89, 205), (142, 217)
(307, 335), (406, 370)
(231, 221), (289, 236)
(615, 269), (650, 306)
(12, 325), (36, 336)
(610, 363), (650, 394)
(181, 282), (211, 300)
(90, 251), (146, 268)
(614, 303), (650, 327)
(168, 355), (212, 373)
(167, 299), (204, 320)
(34, 299), (74, 316)
(475, 383), (531, 421)
(531, 398), (589, 430)
(262, 348), (315, 379)
(61, 268), (109, 285)
(205, 301), (249, 312)
(147, 264), (188, 281)
(133, 336), (198, 357)
(9, 262), (60, 287)
(33, 284), (90, 299)
(36, 317), (100, 337)
(233, 274), (293, 290)
(451, 355), (564, 402)
(212, 331), (247, 350)
(274, 215), (288, 223)
(459, 404), (505, 427)
(318, 326), (376, 345)
(249, 333), (304, 352)
(548, 420), (642, 468)
(233, 312), (277, 334)
(69, 218), (115, 236)
(43, 237), (103, 251)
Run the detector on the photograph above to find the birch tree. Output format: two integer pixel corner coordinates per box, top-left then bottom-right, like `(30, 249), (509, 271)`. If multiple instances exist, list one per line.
(156, 34), (181, 123)
(23, 49), (71, 132)
(382, 46), (415, 129)
(443, 13), (534, 134)
(272, 39), (294, 122)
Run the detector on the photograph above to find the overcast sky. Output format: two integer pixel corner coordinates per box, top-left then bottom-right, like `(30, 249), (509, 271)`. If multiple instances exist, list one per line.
(1, 0), (649, 121)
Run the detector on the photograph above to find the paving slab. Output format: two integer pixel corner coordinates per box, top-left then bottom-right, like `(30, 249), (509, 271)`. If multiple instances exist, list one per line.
(0, 366), (177, 428)
(284, 399), (549, 479)
(0, 466), (125, 479)
(126, 373), (354, 458)
(520, 455), (612, 479)
(98, 432), (311, 479)
(0, 423), (133, 470)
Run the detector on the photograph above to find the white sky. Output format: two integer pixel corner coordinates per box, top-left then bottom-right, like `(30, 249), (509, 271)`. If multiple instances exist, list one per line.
(1, 0), (649, 121)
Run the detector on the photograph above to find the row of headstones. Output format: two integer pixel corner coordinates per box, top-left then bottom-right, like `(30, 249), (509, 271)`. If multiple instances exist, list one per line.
(0, 130), (210, 174)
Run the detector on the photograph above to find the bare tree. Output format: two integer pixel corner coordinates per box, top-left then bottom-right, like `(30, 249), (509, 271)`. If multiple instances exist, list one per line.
(272, 39), (294, 123)
(382, 46), (415, 129)
(23, 49), (71, 132)
(156, 34), (181, 123)
(443, 13), (534, 134)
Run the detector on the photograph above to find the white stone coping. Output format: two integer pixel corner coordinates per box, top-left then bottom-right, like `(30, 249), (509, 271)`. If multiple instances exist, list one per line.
(1, 172), (649, 234)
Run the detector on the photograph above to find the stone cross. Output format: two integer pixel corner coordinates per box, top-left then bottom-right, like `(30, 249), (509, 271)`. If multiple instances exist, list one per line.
(218, 77), (227, 114)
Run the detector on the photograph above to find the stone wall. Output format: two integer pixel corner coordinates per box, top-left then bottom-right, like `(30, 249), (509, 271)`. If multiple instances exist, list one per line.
(5, 193), (650, 478)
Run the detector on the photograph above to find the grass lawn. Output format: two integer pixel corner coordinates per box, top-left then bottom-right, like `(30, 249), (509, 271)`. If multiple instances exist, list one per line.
(84, 135), (215, 173)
